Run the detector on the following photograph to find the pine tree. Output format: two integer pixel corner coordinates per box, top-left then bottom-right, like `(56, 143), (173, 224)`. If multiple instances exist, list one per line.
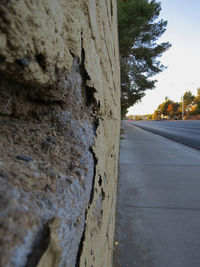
(118, 0), (171, 117)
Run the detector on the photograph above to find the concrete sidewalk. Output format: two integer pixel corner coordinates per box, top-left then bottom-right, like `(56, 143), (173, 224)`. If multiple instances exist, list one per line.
(114, 121), (200, 267)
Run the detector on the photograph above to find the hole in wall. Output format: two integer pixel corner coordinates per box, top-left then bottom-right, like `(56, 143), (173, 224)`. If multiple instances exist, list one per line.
(0, 55), (6, 63)
(98, 175), (102, 187)
(110, 0), (113, 17)
(36, 54), (46, 70)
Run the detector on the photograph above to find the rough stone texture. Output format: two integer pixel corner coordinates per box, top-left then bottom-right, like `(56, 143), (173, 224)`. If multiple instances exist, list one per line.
(0, 0), (120, 266)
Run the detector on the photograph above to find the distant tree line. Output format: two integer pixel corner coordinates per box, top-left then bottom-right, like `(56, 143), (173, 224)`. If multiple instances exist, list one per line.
(117, 0), (171, 117)
(126, 90), (200, 121)
(153, 91), (200, 119)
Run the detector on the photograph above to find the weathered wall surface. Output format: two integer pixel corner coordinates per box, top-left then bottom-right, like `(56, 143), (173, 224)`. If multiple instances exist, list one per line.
(0, 1), (120, 266)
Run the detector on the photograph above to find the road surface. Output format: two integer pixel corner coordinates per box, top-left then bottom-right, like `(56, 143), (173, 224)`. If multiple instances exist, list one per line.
(129, 120), (200, 150)
(114, 120), (200, 267)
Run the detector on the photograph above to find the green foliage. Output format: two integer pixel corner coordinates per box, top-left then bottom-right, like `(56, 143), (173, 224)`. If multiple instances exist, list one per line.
(153, 109), (160, 119)
(154, 98), (181, 119)
(167, 102), (181, 117)
(188, 97), (200, 115)
(147, 114), (154, 120)
(153, 91), (199, 120)
(118, 0), (171, 117)
(183, 91), (195, 102)
(183, 91), (195, 110)
(157, 99), (173, 116)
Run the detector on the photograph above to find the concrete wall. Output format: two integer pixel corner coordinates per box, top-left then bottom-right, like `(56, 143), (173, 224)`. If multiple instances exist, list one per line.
(0, 0), (120, 266)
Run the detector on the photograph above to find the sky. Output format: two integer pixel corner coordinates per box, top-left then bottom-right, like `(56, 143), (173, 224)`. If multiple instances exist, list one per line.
(127, 0), (200, 116)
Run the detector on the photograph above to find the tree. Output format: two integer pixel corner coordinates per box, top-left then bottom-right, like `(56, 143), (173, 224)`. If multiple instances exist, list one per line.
(147, 114), (154, 120)
(154, 109), (161, 119)
(173, 102), (181, 116)
(158, 99), (172, 117)
(189, 97), (200, 115)
(118, 0), (171, 117)
(167, 103), (174, 117)
(183, 91), (195, 111)
(167, 102), (181, 118)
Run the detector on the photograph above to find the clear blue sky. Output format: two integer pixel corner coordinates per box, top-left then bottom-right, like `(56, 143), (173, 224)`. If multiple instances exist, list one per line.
(127, 0), (200, 116)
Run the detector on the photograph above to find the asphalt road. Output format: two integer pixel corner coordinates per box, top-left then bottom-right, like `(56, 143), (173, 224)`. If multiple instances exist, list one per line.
(114, 121), (200, 267)
(128, 120), (200, 150)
